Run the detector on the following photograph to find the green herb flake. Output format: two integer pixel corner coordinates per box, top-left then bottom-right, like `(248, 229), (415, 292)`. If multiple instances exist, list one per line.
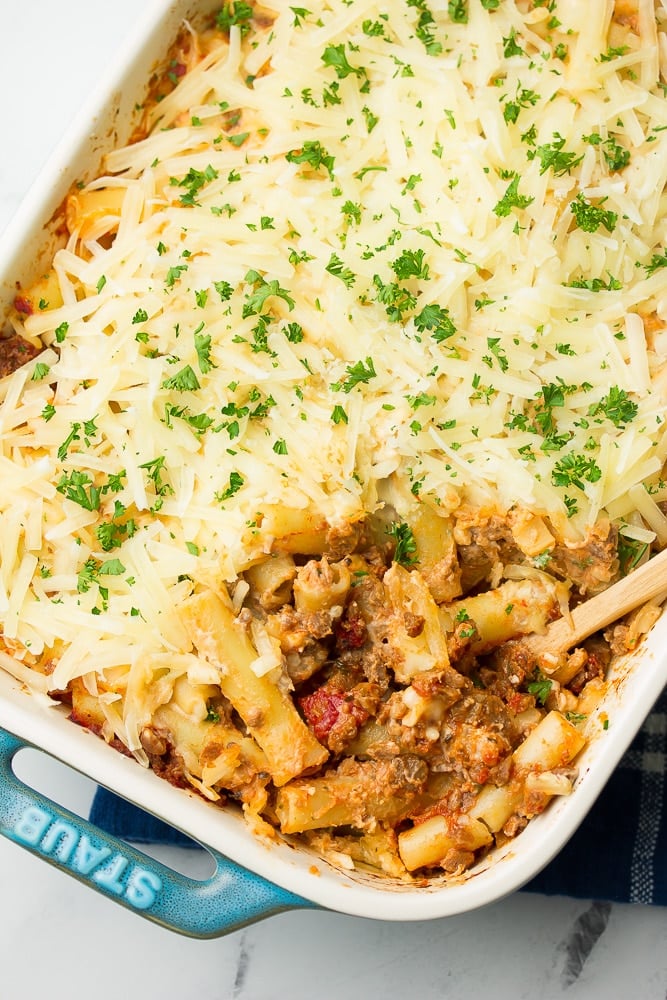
(552, 453), (602, 491)
(386, 520), (418, 566)
(216, 2), (254, 35)
(333, 357), (377, 393)
(331, 404), (349, 425)
(50, 322), (70, 348)
(161, 365), (201, 392)
(588, 386), (638, 427)
(286, 140), (335, 179)
(194, 331), (216, 374)
(570, 192), (617, 233)
(527, 671), (552, 705)
(216, 470), (245, 502)
(447, 0), (468, 23)
(326, 252), (356, 288)
(56, 470), (101, 511)
(493, 174), (534, 217)
(503, 27), (524, 58)
(527, 133), (584, 176)
(321, 43), (363, 80)
(31, 362), (50, 381)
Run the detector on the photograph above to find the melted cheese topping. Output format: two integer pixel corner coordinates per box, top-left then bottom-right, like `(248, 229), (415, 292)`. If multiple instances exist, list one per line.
(3, 0), (667, 693)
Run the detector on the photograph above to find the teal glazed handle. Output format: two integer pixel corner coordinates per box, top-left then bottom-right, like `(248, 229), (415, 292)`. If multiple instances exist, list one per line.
(0, 728), (317, 937)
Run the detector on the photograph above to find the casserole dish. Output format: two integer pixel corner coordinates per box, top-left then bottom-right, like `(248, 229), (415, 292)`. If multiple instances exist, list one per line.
(1, 0), (667, 938)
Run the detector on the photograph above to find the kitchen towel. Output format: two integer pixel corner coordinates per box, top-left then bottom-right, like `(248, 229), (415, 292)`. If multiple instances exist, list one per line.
(90, 687), (667, 906)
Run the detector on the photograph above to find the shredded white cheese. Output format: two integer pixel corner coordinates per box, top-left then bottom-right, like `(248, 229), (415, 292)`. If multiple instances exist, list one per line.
(2, 0), (667, 701)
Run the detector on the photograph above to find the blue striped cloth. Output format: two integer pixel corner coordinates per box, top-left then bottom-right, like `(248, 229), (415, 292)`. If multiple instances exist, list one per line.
(90, 687), (667, 905)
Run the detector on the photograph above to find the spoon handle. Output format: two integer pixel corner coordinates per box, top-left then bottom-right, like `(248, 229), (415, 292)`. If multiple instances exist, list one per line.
(525, 545), (667, 664)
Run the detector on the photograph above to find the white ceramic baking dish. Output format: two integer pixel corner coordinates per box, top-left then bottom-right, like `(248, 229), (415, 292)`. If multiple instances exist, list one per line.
(1, 0), (666, 938)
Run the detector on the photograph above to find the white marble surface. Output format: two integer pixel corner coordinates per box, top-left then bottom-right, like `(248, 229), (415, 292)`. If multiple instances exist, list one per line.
(1, 4), (667, 998)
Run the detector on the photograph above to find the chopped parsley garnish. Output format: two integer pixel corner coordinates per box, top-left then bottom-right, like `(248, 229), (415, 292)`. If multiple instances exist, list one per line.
(56, 470), (101, 511)
(588, 386), (638, 427)
(194, 331), (216, 374)
(286, 140), (335, 179)
(326, 252), (356, 287)
(55, 322), (69, 344)
(570, 192), (617, 233)
(140, 456), (173, 498)
(216, 470), (245, 502)
(165, 264), (188, 288)
(243, 271), (295, 316)
(96, 517), (135, 552)
(600, 44), (629, 62)
(99, 558), (126, 577)
(332, 357), (377, 393)
(321, 43), (364, 80)
(171, 164), (219, 206)
(414, 303), (456, 342)
(161, 365), (201, 392)
(31, 362), (50, 381)
(407, 0), (443, 56)
(527, 133), (583, 176)
(386, 520), (418, 566)
(284, 322), (304, 343)
(372, 275), (417, 321)
(486, 337), (508, 372)
(214, 280), (234, 302)
(552, 453), (602, 491)
(527, 671), (552, 705)
(618, 533), (648, 575)
(77, 558), (100, 594)
(408, 392), (436, 409)
(601, 138), (630, 172)
(493, 174), (534, 217)
(503, 87), (539, 125)
(391, 248), (430, 280)
(342, 200), (362, 225)
(502, 27), (524, 58)
(215, 3), (253, 36)
(447, 0), (468, 23)
(568, 274), (622, 292)
(644, 251), (667, 277)
(331, 404), (349, 424)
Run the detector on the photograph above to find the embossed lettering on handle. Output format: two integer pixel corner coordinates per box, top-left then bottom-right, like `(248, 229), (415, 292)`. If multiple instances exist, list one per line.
(15, 804), (161, 909)
(0, 728), (316, 936)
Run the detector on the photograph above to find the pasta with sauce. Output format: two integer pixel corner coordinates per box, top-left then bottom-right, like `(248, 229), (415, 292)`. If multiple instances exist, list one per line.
(1, 0), (667, 879)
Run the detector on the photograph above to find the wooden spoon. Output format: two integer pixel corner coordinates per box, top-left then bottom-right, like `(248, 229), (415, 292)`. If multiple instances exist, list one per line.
(521, 546), (667, 676)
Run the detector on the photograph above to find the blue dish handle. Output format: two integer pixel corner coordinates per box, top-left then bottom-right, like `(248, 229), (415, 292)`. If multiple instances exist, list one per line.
(0, 728), (317, 937)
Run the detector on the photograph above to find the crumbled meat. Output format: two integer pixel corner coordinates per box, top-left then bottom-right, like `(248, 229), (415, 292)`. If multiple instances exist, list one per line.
(568, 636), (610, 695)
(0, 334), (41, 377)
(503, 813), (528, 838)
(268, 605), (334, 653)
(334, 600), (368, 649)
(139, 726), (168, 756)
(285, 639), (329, 685)
(325, 519), (362, 560)
(437, 693), (515, 784)
(410, 663), (470, 708)
(441, 848), (476, 874)
(453, 508), (522, 590)
(548, 521), (619, 595)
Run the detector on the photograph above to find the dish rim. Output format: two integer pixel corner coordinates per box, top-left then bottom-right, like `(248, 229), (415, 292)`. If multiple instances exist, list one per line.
(1, 0), (666, 923)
